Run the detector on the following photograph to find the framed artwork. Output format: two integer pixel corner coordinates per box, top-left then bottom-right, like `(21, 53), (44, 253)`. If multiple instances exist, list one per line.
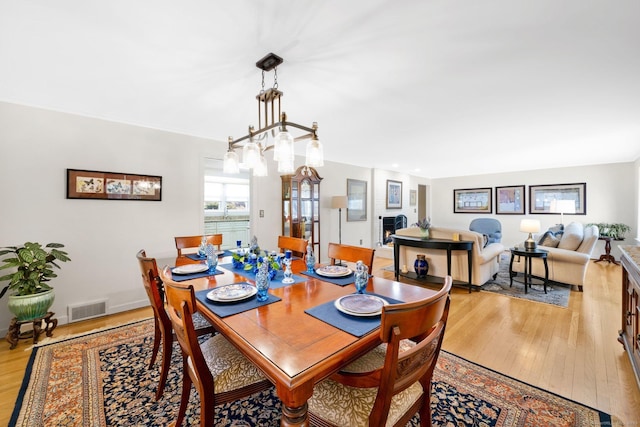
(495, 185), (525, 214)
(409, 190), (417, 206)
(346, 179), (367, 221)
(386, 180), (402, 209)
(66, 169), (162, 201)
(453, 187), (492, 213)
(529, 183), (586, 214)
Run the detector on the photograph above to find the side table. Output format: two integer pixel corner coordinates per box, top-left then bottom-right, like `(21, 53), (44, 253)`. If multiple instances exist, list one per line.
(594, 236), (620, 265)
(6, 312), (57, 349)
(509, 248), (549, 294)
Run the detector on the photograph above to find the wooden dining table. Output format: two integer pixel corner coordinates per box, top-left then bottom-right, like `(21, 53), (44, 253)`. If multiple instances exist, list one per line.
(159, 255), (438, 427)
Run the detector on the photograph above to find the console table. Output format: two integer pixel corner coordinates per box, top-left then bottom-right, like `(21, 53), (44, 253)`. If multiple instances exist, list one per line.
(392, 234), (474, 292)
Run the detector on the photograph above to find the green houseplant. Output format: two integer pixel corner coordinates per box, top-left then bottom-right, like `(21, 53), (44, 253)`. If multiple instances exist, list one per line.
(587, 223), (631, 241)
(0, 242), (70, 321)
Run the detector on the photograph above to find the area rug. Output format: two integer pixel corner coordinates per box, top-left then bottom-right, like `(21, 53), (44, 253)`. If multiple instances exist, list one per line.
(481, 252), (571, 307)
(10, 319), (614, 426)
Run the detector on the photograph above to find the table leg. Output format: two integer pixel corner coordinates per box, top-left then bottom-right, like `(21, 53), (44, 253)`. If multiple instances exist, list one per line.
(6, 318), (19, 350)
(543, 257), (549, 294)
(467, 248), (472, 293)
(509, 253), (515, 288)
(524, 256), (530, 294)
(393, 244), (400, 280)
(595, 238), (619, 265)
(281, 403), (308, 427)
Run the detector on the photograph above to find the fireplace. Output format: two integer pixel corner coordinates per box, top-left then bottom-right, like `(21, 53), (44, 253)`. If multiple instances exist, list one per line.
(381, 215), (407, 245)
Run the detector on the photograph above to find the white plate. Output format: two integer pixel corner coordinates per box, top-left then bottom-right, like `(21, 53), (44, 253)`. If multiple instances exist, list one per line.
(316, 265), (353, 278)
(334, 294), (388, 317)
(172, 264), (208, 275)
(206, 283), (257, 302)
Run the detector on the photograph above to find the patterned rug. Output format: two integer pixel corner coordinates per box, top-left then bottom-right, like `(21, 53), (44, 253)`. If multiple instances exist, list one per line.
(10, 319), (614, 426)
(481, 252), (571, 307)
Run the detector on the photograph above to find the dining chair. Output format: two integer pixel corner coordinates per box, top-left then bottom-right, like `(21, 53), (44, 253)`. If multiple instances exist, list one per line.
(174, 234), (223, 256)
(162, 278), (272, 427)
(308, 276), (453, 427)
(327, 242), (376, 274)
(136, 250), (215, 400)
(277, 235), (308, 257)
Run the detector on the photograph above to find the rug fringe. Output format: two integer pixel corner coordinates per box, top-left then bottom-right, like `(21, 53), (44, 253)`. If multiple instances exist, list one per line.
(25, 317), (153, 351)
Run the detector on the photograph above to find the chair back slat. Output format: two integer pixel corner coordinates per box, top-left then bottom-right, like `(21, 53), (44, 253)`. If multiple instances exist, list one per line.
(175, 234), (223, 256)
(277, 235), (308, 257)
(327, 243), (376, 274)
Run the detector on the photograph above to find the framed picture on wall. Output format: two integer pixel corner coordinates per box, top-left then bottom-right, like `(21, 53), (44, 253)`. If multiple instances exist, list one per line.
(409, 190), (417, 206)
(386, 180), (402, 209)
(453, 187), (492, 213)
(346, 179), (367, 221)
(66, 168), (162, 201)
(529, 183), (586, 214)
(495, 185), (525, 214)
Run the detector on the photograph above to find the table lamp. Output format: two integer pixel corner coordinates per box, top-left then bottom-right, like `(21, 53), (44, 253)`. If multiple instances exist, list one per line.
(550, 199), (575, 225)
(331, 196), (348, 244)
(520, 219), (541, 251)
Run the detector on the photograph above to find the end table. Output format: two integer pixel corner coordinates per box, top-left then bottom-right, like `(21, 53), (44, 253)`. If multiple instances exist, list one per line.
(594, 236), (620, 265)
(509, 247), (549, 294)
(6, 312), (57, 349)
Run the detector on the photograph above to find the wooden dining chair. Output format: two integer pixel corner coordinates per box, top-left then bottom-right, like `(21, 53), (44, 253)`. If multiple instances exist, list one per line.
(327, 242), (376, 274)
(174, 234), (223, 256)
(136, 250), (215, 400)
(277, 235), (308, 257)
(162, 278), (272, 427)
(308, 276), (453, 427)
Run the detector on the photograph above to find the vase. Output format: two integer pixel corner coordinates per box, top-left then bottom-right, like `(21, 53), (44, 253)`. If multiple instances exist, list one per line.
(8, 289), (55, 322)
(414, 254), (429, 279)
(420, 228), (430, 239)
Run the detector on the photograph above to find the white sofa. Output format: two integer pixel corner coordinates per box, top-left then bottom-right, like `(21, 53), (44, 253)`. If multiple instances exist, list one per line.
(394, 226), (505, 286)
(511, 222), (599, 291)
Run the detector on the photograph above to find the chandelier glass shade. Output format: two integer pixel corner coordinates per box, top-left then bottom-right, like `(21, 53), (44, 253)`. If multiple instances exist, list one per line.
(223, 53), (324, 177)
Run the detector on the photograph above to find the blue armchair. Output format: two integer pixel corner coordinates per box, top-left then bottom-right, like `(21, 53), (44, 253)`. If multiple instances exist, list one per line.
(469, 218), (502, 244)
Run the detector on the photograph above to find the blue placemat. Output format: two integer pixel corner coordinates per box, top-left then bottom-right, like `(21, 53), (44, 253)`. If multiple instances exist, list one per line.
(170, 268), (224, 282)
(218, 263), (306, 288)
(185, 250), (232, 261)
(195, 286), (281, 318)
(300, 270), (355, 286)
(304, 293), (404, 337)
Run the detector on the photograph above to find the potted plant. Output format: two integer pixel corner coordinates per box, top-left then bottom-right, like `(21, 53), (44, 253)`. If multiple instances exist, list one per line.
(0, 242), (70, 321)
(412, 217), (432, 239)
(588, 223), (631, 241)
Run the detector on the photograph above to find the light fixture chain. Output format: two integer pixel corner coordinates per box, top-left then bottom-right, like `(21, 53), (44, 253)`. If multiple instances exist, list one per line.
(261, 70), (265, 94)
(273, 67), (278, 89)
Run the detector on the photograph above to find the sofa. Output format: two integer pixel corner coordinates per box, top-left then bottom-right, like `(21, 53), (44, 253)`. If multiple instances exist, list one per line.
(394, 226), (505, 286)
(511, 222), (599, 291)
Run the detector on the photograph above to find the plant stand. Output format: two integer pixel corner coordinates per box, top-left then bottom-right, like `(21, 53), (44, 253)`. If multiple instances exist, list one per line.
(595, 236), (620, 265)
(6, 312), (57, 349)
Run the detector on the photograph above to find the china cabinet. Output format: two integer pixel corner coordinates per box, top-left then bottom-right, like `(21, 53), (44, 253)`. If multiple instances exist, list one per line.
(281, 166), (322, 259)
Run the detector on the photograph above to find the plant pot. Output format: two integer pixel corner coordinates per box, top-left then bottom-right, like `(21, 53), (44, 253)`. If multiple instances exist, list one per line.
(7, 289), (55, 321)
(420, 228), (430, 239)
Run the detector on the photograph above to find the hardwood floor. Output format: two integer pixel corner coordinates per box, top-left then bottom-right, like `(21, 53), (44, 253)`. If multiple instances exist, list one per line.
(1, 257), (639, 425)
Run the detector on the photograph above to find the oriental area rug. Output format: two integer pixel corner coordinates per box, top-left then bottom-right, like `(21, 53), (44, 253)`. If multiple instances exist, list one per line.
(11, 319), (614, 426)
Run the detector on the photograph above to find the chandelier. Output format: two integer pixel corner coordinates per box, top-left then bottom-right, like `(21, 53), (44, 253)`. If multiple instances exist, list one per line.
(223, 53), (324, 177)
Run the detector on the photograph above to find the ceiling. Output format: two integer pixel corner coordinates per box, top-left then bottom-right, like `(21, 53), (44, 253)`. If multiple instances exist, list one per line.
(1, 0), (639, 178)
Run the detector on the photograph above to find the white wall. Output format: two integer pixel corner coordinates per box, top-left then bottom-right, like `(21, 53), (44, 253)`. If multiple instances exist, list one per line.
(0, 102), (373, 334)
(430, 163), (637, 256)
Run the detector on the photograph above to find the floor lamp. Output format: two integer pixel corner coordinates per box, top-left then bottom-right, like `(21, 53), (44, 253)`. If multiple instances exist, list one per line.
(550, 199), (575, 226)
(331, 196), (348, 244)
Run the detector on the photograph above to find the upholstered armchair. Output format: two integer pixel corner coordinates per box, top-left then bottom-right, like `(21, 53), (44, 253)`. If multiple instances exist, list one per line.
(469, 218), (502, 244)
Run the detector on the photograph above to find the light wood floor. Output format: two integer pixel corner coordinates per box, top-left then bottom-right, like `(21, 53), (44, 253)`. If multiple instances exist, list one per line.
(1, 258), (639, 425)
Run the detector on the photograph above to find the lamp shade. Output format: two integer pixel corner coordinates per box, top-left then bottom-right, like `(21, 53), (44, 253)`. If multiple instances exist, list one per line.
(520, 219), (541, 233)
(550, 199), (576, 214)
(331, 196), (348, 209)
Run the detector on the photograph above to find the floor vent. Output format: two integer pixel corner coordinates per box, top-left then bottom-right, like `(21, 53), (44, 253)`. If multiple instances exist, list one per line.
(68, 299), (108, 322)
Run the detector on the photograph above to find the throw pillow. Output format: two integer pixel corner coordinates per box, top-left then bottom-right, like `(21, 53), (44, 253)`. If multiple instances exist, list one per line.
(558, 222), (584, 251)
(548, 224), (564, 236)
(538, 230), (561, 248)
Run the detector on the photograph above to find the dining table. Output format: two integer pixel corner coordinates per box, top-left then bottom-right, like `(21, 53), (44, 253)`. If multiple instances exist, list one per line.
(159, 253), (438, 427)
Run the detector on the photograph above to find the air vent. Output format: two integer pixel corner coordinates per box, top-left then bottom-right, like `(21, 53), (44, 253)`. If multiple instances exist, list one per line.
(68, 299), (108, 322)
